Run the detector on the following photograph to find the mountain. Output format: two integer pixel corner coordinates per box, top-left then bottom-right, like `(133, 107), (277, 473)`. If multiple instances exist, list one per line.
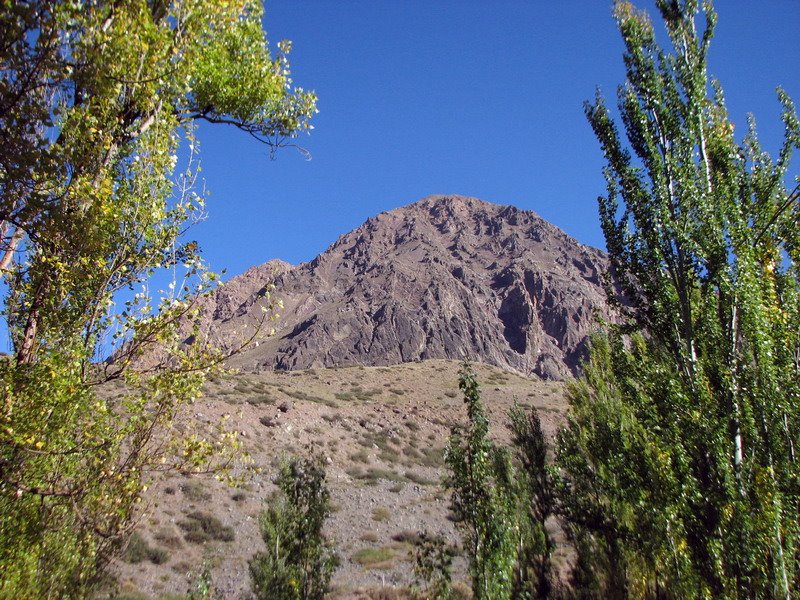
(195, 195), (610, 380)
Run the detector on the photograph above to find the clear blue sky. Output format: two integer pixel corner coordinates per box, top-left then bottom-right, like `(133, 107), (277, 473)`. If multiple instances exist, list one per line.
(191, 1), (799, 276)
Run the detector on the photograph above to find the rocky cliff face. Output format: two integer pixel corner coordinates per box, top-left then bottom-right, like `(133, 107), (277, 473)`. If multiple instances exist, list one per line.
(196, 195), (610, 380)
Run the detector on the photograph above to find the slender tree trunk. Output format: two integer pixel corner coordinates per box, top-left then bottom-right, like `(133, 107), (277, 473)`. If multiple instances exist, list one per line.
(0, 227), (22, 271)
(17, 272), (50, 364)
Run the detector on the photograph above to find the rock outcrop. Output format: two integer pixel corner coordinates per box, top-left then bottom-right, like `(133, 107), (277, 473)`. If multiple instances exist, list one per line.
(196, 195), (610, 380)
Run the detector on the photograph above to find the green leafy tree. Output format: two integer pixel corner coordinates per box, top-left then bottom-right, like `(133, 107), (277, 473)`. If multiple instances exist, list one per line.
(558, 1), (800, 598)
(0, 1), (316, 597)
(445, 363), (518, 600)
(509, 403), (556, 599)
(558, 335), (684, 599)
(249, 452), (337, 600)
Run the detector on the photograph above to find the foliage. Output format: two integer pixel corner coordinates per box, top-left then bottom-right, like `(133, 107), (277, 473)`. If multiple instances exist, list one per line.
(249, 452), (337, 600)
(509, 403), (556, 599)
(177, 510), (235, 544)
(0, 1), (315, 597)
(558, 336), (677, 599)
(122, 532), (168, 565)
(444, 363), (518, 599)
(185, 561), (219, 600)
(412, 531), (456, 600)
(558, 1), (800, 598)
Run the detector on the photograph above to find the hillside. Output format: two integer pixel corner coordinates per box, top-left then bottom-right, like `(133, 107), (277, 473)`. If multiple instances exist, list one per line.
(105, 361), (570, 599)
(193, 195), (609, 380)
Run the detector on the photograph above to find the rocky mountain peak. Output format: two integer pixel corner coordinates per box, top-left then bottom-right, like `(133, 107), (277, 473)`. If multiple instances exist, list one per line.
(195, 195), (610, 380)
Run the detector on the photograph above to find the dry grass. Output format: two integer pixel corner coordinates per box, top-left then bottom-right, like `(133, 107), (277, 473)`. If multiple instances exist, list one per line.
(352, 546), (395, 569)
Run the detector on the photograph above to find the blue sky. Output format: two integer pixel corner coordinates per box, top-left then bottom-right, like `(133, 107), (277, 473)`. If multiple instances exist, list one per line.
(191, 1), (799, 277)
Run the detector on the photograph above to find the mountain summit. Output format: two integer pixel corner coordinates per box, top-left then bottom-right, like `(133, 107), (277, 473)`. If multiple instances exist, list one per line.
(199, 195), (609, 379)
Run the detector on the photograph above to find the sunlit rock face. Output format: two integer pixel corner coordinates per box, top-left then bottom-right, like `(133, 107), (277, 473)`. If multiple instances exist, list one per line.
(195, 195), (610, 380)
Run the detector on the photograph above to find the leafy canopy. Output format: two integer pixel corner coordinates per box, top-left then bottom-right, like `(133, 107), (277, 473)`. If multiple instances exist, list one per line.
(558, 1), (800, 598)
(0, 1), (315, 597)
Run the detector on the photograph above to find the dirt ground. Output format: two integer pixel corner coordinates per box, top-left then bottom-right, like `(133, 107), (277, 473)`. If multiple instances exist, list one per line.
(101, 360), (570, 599)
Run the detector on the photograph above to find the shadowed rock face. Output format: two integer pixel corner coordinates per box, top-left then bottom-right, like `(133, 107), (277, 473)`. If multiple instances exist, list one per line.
(197, 195), (610, 380)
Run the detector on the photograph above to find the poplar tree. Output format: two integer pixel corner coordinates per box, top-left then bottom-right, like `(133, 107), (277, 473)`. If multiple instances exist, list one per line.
(558, 1), (800, 598)
(445, 364), (518, 600)
(0, 2), (316, 596)
(249, 453), (337, 600)
(509, 403), (556, 599)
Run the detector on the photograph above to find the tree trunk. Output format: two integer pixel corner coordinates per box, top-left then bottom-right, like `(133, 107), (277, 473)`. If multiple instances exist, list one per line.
(16, 272), (50, 364)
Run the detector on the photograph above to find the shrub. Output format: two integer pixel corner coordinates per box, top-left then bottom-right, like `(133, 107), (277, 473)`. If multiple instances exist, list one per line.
(351, 547), (394, 568)
(413, 531), (457, 600)
(153, 527), (183, 550)
(179, 480), (211, 502)
(371, 507), (391, 522)
(405, 471), (437, 486)
(178, 512), (235, 544)
(391, 530), (424, 545)
(402, 446), (423, 461)
(350, 449), (370, 464)
(246, 394), (274, 406)
(420, 447), (445, 468)
(123, 533), (170, 565)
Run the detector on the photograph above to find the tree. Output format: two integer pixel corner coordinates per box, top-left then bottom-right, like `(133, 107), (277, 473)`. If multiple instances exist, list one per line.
(558, 1), (800, 598)
(249, 452), (337, 600)
(445, 363), (518, 600)
(0, 1), (316, 597)
(509, 403), (556, 599)
(557, 335), (683, 599)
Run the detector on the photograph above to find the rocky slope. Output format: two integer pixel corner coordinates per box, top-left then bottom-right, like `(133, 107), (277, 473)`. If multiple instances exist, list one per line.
(105, 361), (570, 599)
(195, 195), (609, 380)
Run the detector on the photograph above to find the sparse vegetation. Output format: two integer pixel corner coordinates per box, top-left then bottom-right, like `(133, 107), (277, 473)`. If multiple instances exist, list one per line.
(371, 507), (391, 522)
(123, 533), (170, 565)
(179, 480), (211, 502)
(350, 449), (371, 464)
(94, 359), (562, 594)
(178, 512), (235, 544)
(351, 547), (395, 568)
